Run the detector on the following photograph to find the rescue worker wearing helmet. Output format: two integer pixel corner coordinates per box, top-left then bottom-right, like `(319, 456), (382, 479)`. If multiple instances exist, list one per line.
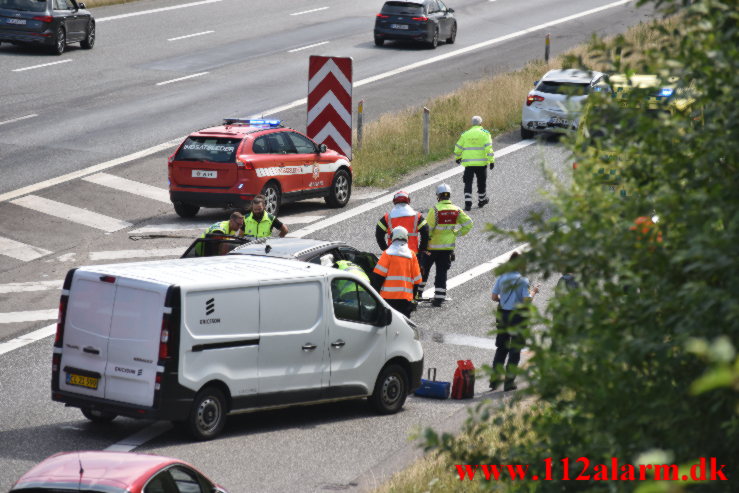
(419, 184), (473, 307)
(375, 190), (430, 255)
(454, 115), (495, 211)
(371, 226), (422, 318)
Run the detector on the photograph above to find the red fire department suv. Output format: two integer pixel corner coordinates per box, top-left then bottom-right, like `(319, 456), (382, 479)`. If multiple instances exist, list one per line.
(168, 119), (352, 217)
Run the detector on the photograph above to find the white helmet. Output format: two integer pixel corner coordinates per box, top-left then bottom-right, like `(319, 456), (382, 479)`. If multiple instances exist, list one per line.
(436, 183), (451, 195)
(320, 254), (334, 267)
(391, 226), (409, 243)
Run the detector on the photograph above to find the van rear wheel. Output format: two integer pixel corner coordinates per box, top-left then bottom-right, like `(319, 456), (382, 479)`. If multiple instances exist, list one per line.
(81, 408), (117, 424)
(369, 364), (408, 414)
(187, 387), (227, 440)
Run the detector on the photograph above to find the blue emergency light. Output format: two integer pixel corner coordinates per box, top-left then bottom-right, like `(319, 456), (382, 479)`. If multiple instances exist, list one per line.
(222, 118), (282, 127)
(657, 88), (674, 98)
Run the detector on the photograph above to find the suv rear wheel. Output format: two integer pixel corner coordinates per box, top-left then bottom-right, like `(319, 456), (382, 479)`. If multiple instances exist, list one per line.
(324, 169), (351, 208)
(50, 26), (65, 55)
(520, 125), (536, 139)
(174, 202), (200, 218)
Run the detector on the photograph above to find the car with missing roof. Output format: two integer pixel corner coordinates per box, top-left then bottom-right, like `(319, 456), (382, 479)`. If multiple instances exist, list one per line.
(521, 69), (609, 139)
(0, 0), (95, 55)
(168, 119), (352, 218)
(10, 451), (228, 493)
(374, 0), (457, 49)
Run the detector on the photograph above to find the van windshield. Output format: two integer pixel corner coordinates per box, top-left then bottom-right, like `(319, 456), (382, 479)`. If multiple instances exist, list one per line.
(175, 137), (241, 163)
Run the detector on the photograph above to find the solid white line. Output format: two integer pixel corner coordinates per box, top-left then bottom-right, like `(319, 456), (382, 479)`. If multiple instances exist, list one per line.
(288, 41), (329, 53)
(290, 6), (329, 16)
(89, 248), (182, 261)
(11, 195), (133, 232)
(12, 59), (72, 73)
(168, 30), (214, 42)
(0, 280), (63, 294)
(0, 323), (55, 356)
(130, 222), (211, 234)
(279, 214), (326, 225)
(104, 421), (174, 452)
(97, 0), (222, 22)
(83, 173), (170, 203)
(441, 333), (498, 350)
(0, 309), (58, 324)
(0, 114), (37, 126)
(0, 236), (53, 262)
(351, 189), (388, 200)
(156, 72), (208, 86)
(290, 140), (535, 238)
(249, 0), (632, 119)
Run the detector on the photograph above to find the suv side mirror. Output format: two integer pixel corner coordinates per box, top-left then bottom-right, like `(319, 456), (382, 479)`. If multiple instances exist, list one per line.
(318, 143), (327, 153)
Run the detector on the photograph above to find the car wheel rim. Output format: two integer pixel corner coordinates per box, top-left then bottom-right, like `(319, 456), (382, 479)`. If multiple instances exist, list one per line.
(451, 26), (456, 41)
(196, 397), (221, 434)
(382, 374), (402, 406)
(57, 31), (64, 51)
(335, 175), (349, 203)
(433, 30), (438, 46)
(264, 187), (278, 214)
(89, 24), (95, 45)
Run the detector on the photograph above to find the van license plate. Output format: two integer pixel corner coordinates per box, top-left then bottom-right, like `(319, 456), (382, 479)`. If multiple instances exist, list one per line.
(192, 170), (217, 178)
(390, 24), (408, 29)
(67, 373), (99, 390)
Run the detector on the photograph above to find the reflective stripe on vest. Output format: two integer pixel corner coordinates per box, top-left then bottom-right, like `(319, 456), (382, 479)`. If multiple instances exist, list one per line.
(373, 251), (421, 301)
(385, 212), (421, 252)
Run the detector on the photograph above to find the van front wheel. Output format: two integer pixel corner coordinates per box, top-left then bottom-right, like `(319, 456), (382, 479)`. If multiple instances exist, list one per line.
(188, 387), (227, 440)
(81, 408), (117, 424)
(369, 364), (408, 414)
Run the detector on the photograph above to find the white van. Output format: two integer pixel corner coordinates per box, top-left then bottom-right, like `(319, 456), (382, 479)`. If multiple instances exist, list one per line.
(51, 255), (424, 440)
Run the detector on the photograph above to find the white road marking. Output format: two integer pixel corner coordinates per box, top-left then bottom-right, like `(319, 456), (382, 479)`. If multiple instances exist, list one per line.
(0, 114), (37, 126)
(0, 138), (182, 204)
(351, 189), (388, 200)
(279, 214), (326, 225)
(288, 41), (329, 53)
(97, 0), (222, 22)
(104, 421), (174, 452)
(0, 309), (58, 324)
(156, 72), (208, 86)
(83, 173), (170, 203)
(130, 222), (211, 234)
(12, 59), (72, 73)
(11, 195), (133, 232)
(0, 323), (55, 356)
(290, 7), (329, 16)
(0, 236), (53, 261)
(89, 248), (182, 261)
(168, 30), (214, 41)
(291, 140), (535, 238)
(0, 280), (63, 294)
(440, 333), (498, 350)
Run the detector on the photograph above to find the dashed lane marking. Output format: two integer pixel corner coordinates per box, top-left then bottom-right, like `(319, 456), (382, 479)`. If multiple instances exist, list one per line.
(289, 41), (329, 53)
(290, 7), (329, 16)
(168, 30), (214, 42)
(10, 195), (132, 232)
(97, 0), (222, 22)
(0, 114), (37, 126)
(156, 72), (209, 86)
(105, 421), (174, 452)
(0, 309), (57, 324)
(0, 236), (53, 261)
(12, 59), (72, 73)
(83, 173), (170, 203)
(0, 323), (55, 356)
(0, 280), (62, 294)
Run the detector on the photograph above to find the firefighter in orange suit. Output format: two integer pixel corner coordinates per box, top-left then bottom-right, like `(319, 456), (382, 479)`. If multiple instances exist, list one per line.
(375, 190), (430, 254)
(371, 226), (422, 318)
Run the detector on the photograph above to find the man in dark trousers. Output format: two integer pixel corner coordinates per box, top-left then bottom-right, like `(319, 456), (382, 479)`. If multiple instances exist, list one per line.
(454, 115), (495, 211)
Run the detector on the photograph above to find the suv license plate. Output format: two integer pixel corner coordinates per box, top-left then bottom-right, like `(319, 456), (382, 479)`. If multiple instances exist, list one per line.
(391, 24), (409, 30)
(192, 170), (217, 178)
(67, 373), (99, 390)
(8, 18), (27, 25)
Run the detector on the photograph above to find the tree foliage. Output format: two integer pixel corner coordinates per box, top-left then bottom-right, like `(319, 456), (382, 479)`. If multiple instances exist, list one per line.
(424, 1), (738, 490)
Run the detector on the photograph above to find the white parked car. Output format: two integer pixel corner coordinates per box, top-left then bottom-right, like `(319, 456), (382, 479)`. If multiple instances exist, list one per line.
(521, 69), (609, 139)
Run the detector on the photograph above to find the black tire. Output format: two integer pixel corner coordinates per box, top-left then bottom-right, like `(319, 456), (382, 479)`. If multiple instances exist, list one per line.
(369, 364), (408, 414)
(81, 408), (117, 424)
(187, 387), (227, 441)
(50, 26), (65, 55)
(520, 125), (536, 139)
(428, 27), (438, 49)
(446, 23), (457, 44)
(324, 169), (351, 208)
(81, 20), (95, 49)
(374, 36), (384, 47)
(261, 182), (281, 216)
(174, 202), (200, 218)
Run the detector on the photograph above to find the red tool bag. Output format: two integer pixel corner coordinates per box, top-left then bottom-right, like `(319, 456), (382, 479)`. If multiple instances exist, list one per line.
(451, 360), (475, 399)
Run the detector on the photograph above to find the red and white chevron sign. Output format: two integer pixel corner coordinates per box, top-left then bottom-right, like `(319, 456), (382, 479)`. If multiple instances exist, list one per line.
(307, 56), (353, 159)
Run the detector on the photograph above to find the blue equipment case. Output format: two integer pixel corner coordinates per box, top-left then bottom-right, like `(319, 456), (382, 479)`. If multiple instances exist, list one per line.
(414, 368), (450, 399)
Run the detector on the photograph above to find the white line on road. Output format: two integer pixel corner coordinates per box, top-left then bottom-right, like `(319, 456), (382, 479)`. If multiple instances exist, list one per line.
(0, 114), (38, 126)
(279, 214), (326, 225)
(0, 323), (55, 356)
(97, 0), (222, 22)
(288, 41), (329, 53)
(168, 30), (214, 41)
(156, 72), (209, 86)
(83, 173), (170, 203)
(0, 236), (53, 261)
(0, 280), (62, 294)
(104, 421), (174, 452)
(130, 222), (211, 234)
(290, 7), (329, 16)
(12, 59), (72, 73)
(11, 195), (133, 232)
(0, 309), (58, 324)
(89, 247), (183, 261)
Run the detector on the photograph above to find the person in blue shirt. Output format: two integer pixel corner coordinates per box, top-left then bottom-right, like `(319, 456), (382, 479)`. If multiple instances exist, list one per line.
(490, 251), (539, 391)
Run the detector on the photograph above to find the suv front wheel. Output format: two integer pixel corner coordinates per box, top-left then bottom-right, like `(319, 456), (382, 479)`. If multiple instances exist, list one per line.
(325, 169), (351, 208)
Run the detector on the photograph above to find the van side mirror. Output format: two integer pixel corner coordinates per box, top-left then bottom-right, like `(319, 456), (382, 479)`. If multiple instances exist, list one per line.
(378, 306), (392, 326)
(318, 143), (327, 153)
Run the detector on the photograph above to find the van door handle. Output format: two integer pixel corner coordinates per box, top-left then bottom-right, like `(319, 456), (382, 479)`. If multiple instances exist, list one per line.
(302, 343), (317, 351)
(83, 346), (100, 355)
(331, 339), (346, 348)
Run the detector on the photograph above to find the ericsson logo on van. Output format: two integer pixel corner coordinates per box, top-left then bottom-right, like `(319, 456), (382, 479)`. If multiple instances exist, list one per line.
(200, 298), (221, 325)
